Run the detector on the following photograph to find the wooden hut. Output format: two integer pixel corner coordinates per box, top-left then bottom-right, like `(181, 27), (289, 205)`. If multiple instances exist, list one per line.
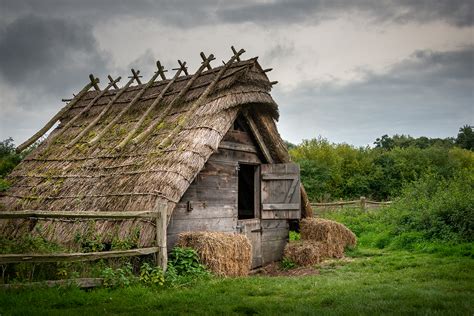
(0, 48), (312, 269)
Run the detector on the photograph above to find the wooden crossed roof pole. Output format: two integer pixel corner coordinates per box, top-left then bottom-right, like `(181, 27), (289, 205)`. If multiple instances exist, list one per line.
(16, 46), (277, 155)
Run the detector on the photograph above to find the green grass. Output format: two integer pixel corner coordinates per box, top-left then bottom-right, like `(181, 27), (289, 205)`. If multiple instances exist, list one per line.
(1, 248), (473, 315)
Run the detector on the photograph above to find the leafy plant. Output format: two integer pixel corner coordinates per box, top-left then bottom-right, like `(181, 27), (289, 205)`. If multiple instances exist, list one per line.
(168, 247), (208, 276)
(101, 263), (136, 288)
(289, 231), (300, 241)
(280, 257), (297, 271)
(139, 263), (164, 286)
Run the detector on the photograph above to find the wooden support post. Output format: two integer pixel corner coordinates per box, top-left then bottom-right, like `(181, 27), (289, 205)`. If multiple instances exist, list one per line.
(89, 74), (101, 91)
(16, 78), (99, 153)
(130, 68), (142, 84)
(108, 75), (120, 89)
(158, 48), (245, 149)
(132, 55), (215, 145)
(66, 74), (138, 148)
(231, 46), (241, 61)
(200, 52), (213, 70)
(116, 62), (185, 149)
(360, 196), (366, 210)
(156, 61), (168, 80)
(155, 202), (168, 271)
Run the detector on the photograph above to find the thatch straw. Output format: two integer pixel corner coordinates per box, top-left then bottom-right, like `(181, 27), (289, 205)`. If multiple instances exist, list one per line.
(300, 218), (357, 248)
(177, 232), (251, 277)
(0, 55), (311, 248)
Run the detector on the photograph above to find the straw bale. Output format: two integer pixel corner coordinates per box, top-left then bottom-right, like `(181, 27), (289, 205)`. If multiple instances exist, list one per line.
(300, 218), (357, 248)
(177, 231), (252, 277)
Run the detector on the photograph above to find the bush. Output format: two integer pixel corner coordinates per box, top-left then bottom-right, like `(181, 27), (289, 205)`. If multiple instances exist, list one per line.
(321, 171), (474, 255)
(165, 247), (210, 285)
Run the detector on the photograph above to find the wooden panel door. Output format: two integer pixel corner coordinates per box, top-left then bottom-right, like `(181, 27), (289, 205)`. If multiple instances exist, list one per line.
(237, 218), (262, 268)
(261, 163), (301, 219)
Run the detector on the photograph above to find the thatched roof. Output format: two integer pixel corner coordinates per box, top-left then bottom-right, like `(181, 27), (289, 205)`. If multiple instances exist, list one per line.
(0, 53), (308, 247)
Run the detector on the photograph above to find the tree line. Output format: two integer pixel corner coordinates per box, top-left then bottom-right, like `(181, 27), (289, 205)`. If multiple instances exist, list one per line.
(288, 125), (474, 202)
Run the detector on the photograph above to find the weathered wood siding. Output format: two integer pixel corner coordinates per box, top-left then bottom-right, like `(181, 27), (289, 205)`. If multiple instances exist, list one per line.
(167, 129), (260, 249)
(167, 127), (290, 266)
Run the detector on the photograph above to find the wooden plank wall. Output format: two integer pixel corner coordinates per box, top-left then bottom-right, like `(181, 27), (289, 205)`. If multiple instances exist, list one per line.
(167, 128), (260, 248)
(167, 124), (290, 265)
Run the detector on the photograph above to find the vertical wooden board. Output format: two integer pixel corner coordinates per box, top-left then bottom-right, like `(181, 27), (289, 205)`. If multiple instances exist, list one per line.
(262, 239), (287, 264)
(261, 163), (301, 219)
(238, 218), (262, 268)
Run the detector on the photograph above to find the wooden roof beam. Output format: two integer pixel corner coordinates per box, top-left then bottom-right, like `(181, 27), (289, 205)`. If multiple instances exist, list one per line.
(174, 60), (189, 76)
(156, 61), (168, 80)
(158, 48), (245, 149)
(16, 77), (99, 153)
(108, 75), (120, 89)
(231, 46), (241, 62)
(130, 68), (142, 84)
(66, 73), (138, 148)
(132, 54), (215, 145)
(200, 52), (214, 70)
(89, 74), (101, 91)
(89, 67), (163, 146)
(44, 76), (122, 150)
(116, 61), (187, 150)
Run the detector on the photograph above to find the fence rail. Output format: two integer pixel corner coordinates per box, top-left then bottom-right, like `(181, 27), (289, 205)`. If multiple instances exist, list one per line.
(311, 196), (392, 213)
(0, 205), (168, 269)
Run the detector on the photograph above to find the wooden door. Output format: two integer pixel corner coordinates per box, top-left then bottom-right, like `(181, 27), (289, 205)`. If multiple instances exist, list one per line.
(261, 163), (301, 219)
(237, 218), (262, 268)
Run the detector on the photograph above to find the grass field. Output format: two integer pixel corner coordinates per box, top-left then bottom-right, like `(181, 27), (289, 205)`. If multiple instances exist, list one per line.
(1, 247), (473, 315)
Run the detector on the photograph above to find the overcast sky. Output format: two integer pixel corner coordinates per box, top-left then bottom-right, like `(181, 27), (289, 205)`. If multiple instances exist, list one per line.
(0, 0), (473, 147)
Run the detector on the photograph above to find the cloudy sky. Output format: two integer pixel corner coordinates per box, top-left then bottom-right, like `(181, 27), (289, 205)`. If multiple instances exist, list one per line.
(0, 0), (473, 147)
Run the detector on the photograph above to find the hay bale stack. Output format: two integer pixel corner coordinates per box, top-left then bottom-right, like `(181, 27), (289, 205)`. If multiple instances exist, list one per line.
(177, 232), (252, 277)
(284, 218), (356, 266)
(301, 218), (357, 248)
(284, 241), (322, 266)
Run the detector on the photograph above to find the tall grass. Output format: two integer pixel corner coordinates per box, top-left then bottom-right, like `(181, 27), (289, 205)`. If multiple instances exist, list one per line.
(321, 170), (474, 257)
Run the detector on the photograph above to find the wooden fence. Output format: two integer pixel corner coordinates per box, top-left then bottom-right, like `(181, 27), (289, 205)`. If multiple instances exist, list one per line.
(0, 204), (168, 288)
(311, 197), (392, 214)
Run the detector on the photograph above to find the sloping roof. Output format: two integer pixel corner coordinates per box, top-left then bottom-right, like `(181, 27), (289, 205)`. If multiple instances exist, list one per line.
(0, 55), (290, 246)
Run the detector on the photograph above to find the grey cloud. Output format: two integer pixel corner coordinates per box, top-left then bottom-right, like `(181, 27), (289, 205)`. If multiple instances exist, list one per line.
(0, 14), (110, 98)
(218, 0), (474, 28)
(1, 0), (472, 29)
(275, 46), (474, 146)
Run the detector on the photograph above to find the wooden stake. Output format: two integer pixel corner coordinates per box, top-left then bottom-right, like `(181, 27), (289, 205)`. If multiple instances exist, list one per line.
(89, 74), (101, 91)
(116, 63), (185, 150)
(200, 52), (212, 70)
(108, 75), (120, 89)
(66, 75), (138, 148)
(158, 48), (245, 148)
(89, 68), (162, 146)
(176, 60), (189, 76)
(270, 81), (278, 85)
(263, 68), (273, 73)
(132, 54), (215, 145)
(155, 202), (168, 271)
(44, 76), (122, 149)
(156, 61), (168, 80)
(130, 68), (142, 84)
(231, 46), (241, 61)
(16, 78), (99, 153)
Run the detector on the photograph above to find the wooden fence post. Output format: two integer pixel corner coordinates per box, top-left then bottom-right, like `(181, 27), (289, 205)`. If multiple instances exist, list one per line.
(155, 202), (168, 271)
(360, 196), (366, 210)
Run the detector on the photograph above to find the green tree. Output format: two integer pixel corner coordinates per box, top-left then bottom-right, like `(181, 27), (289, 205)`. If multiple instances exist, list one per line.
(456, 125), (474, 150)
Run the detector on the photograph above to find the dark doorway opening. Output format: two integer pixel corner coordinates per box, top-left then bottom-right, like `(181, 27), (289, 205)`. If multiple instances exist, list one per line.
(238, 164), (257, 219)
